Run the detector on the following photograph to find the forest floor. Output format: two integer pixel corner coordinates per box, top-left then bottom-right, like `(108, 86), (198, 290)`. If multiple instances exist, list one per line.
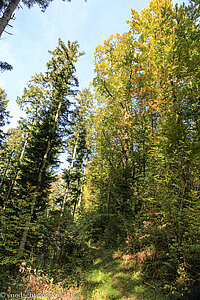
(75, 244), (169, 300)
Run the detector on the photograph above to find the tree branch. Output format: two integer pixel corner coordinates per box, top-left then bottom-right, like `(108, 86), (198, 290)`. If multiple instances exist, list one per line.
(0, 0), (20, 38)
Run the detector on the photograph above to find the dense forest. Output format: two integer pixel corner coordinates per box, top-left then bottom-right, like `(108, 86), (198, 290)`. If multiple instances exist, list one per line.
(0, 0), (200, 299)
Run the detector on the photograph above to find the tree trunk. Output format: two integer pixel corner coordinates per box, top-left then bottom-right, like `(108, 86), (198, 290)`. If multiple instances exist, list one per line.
(0, 0), (20, 37)
(72, 178), (80, 220)
(106, 171), (112, 215)
(4, 139), (27, 205)
(16, 194), (36, 259)
(77, 157), (88, 209)
(60, 133), (79, 216)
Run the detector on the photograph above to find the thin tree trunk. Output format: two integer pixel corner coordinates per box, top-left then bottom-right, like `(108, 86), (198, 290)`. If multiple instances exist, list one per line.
(4, 117), (37, 205)
(77, 157), (88, 209)
(60, 134), (79, 216)
(16, 194), (36, 259)
(77, 178), (84, 209)
(142, 139), (146, 177)
(16, 101), (62, 259)
(106, 171), (112, 215)
(4, 139), (28, 205)
(72, 179), (80, 220)
(0, 0), (20, 37)
(122, 107), (129, 214)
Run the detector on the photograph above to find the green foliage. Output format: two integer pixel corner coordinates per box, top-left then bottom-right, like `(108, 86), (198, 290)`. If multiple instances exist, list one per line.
(0, 61), (13, 72)
(83, 0), (200, 297)
(0, 0), (200, 299)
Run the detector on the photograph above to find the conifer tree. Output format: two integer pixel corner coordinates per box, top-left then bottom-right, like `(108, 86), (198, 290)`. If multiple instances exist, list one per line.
(0, 39), (83, 260)
(16, 39), (83, 259)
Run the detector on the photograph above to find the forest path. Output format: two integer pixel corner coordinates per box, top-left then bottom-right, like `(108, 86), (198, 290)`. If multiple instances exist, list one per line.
(78, 244), (167, 300)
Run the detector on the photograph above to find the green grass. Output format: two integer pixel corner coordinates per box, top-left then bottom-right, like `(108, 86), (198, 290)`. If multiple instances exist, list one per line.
(77, 247), (169, 300)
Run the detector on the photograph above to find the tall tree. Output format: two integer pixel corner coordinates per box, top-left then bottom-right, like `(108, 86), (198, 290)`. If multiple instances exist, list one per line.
(93, 31), (151, 215)
(1, 74), (52, 206)
(0, 39), (83, 260)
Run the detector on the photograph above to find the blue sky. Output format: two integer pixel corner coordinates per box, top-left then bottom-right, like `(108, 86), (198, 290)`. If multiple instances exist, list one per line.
(0, 0), (185, 128)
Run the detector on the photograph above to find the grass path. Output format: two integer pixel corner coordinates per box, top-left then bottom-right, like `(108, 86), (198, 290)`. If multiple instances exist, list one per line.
(78, 245), (169, 300)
